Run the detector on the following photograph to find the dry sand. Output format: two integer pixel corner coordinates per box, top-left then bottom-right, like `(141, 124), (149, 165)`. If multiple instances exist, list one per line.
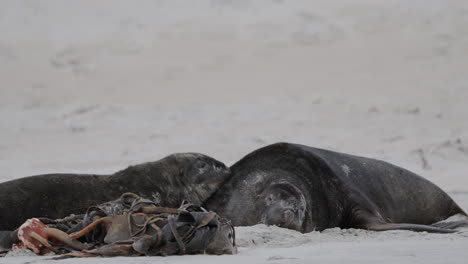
(1, 0), (468, 263)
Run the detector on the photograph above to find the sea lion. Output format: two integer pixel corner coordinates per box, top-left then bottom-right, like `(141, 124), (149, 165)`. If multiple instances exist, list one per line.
(0, 153), (230, 231)
(205, 142), (468, 233)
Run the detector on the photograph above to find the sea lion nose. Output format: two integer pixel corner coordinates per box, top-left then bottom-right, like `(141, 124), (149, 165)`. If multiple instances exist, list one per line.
(262, 206), (297, 229)
(283, 209), (294, 222)
(277, 209), (295, 227)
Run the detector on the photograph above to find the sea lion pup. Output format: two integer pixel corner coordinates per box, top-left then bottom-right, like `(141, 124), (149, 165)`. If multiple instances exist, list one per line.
(0, 153), (230, 231)
(205, 142), (467, 233)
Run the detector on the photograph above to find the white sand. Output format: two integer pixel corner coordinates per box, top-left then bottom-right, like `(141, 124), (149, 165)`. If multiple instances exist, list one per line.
(1, 0), (468, 263)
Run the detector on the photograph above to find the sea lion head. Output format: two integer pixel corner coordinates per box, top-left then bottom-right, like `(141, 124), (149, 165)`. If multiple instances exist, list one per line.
(259, 181), (306, 231)
(171, 153), (231, 204)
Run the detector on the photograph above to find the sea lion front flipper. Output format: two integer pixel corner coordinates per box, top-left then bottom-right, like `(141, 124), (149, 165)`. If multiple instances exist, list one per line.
(366, 222), (457, 233)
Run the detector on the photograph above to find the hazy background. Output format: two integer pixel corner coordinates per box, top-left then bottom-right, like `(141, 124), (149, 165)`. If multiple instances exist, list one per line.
(1, 0), (467, 192)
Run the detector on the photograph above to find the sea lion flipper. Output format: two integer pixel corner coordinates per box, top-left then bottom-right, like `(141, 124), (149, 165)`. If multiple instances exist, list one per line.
(431, 220), (468, 230)
(355, 209), (460, 233)
(366, 222), (458, 233)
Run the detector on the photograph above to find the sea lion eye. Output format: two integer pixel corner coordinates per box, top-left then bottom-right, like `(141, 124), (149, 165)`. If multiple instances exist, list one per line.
(265, 195), (274, 204)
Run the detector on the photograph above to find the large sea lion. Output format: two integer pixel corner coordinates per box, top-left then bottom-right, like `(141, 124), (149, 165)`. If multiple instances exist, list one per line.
(0, 153), (230, 231)
(205, 143), (467, 233)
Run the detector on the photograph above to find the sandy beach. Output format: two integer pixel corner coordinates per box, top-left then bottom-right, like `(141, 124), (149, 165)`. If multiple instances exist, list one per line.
(1, 0), (468, 263)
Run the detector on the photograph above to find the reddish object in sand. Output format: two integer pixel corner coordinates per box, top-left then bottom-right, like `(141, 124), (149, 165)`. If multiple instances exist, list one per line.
(12, 218), (53, 255)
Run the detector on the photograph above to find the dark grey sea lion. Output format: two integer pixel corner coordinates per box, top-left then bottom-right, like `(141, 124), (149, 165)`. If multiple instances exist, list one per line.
(205, 142), (467, 233)
(0, 153), (230, 231)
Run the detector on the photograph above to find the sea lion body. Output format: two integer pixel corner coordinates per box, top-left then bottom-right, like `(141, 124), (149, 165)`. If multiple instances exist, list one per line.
(0, 153), (230, 231)
(205, 143), (467, 233)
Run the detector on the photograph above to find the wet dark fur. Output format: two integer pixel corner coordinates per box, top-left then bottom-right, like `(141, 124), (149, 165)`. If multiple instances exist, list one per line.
(205, 143), (467, 233)
(0, 153), (230, 231)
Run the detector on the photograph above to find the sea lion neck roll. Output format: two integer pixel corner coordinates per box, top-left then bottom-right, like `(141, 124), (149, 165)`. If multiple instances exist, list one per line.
(205, 143), (347, 232)
(0, 153), (230, 231)
(111, 153), (230, 206)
